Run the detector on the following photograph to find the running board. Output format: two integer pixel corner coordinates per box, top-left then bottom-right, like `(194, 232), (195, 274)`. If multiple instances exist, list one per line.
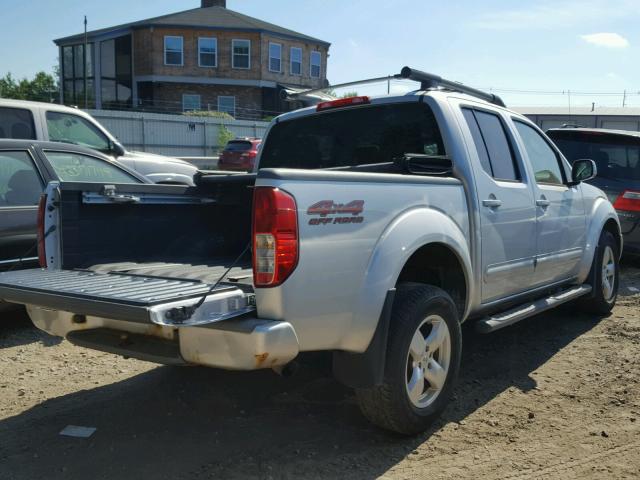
(476, 285), (592, 334)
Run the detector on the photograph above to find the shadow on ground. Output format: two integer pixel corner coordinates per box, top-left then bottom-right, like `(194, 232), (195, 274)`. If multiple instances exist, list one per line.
(0, 305), (61, 349)
(0, 304), (605, 480)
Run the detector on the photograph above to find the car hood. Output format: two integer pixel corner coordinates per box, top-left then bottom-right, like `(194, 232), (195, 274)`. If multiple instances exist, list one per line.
(124, 150), (196, 168)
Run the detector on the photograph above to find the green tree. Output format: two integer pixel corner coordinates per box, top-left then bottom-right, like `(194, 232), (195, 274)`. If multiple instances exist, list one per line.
(0, 71), (58, 102)
(217, 124), (235, 151)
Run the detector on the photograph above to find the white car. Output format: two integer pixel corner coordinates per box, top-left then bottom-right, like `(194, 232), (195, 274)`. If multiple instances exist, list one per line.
(0, 99), (197, 185)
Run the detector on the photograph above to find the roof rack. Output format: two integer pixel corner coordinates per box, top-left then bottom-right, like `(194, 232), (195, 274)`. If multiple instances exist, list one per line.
(281, 66), (506, 108)
(399, 67), (506, 107)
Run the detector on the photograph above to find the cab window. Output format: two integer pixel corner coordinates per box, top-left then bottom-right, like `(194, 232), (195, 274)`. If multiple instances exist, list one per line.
(44, 151), (139, 183)
(0, 107), (36, 140)
(46, 111), (110, 152)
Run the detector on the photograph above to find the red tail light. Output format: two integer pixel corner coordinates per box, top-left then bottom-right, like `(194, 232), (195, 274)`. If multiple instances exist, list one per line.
(37, 194), (47, 268)
(252, 187), (298, 287)
(316, 96), (370, 112)
(613, 190), (640, 212)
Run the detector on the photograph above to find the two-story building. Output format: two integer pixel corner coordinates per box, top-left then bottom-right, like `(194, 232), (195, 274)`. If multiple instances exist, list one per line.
(54, 0), (330, 119)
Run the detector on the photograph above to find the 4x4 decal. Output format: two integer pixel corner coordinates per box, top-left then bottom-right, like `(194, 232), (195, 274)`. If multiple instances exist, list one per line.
(307, 200), (365, 225)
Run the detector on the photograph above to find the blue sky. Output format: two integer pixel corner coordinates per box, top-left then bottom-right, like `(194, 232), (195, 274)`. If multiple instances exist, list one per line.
(1, 0), (639, 107)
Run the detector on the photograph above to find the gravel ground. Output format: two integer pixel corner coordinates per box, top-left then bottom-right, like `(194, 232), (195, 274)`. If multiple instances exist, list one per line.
(0, 265), (639, 479)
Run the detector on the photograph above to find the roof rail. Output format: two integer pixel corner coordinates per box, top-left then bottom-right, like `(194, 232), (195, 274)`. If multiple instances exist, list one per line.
(399, 66), (506, 107)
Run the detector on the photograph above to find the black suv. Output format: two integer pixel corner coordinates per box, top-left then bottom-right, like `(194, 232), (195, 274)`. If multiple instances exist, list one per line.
(547, 127), (640, 257)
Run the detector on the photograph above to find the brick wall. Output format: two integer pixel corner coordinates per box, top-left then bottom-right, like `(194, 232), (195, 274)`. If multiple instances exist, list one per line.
(260, 34), (328, 89)
(150, 82), (264, 118)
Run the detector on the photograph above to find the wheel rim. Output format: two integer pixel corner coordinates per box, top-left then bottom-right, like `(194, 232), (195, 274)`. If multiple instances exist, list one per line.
(601, 245), (616, 301)
(405, 314), (452, 409)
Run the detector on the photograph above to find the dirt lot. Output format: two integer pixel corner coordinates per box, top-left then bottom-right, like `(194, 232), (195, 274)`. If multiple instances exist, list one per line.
(1, 266), (639, 480)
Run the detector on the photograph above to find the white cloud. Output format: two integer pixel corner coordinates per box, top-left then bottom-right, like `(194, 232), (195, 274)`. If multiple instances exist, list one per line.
(473, 0), (639, 30)
(581, 32), (629, 48)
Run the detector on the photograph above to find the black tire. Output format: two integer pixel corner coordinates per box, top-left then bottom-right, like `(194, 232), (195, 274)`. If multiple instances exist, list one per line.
(356, 284), (462, 435)
(579, 230), (619, 314)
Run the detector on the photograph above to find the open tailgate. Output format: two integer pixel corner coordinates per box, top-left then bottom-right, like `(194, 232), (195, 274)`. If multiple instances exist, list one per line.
(0, 269), (255, 326)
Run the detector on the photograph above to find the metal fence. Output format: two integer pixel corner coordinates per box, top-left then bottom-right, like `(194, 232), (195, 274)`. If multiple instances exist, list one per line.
(87, 109), (270, 157)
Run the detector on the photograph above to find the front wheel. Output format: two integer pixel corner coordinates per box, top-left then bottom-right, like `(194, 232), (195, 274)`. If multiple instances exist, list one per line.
(356, 285), (462, 435)
(579, 230), (619, 314)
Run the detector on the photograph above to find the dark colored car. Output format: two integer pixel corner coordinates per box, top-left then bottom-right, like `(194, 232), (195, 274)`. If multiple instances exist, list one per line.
(0, 140), (147, 273)
(218, 138), (262, 172)
(547, 127), (640, 256)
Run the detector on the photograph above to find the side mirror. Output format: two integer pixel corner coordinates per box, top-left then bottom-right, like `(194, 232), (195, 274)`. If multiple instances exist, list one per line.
(110, 140), (126, 157)
(569, 159), (597, 186)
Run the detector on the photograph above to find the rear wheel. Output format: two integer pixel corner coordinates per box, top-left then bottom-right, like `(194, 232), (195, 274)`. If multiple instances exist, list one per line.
(579, 230), (619, 314)
(356, 285), (462, 435)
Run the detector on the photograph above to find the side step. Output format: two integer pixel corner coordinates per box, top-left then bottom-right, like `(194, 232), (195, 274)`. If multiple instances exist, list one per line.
(476, 285), (592, 334)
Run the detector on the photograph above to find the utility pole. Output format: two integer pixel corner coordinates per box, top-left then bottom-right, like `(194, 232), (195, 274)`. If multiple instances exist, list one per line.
(84, 15), (88, 109)
(623, 90), (627, 107)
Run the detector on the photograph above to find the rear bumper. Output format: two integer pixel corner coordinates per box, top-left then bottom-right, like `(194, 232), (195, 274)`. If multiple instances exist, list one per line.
(26, 305), (299, 370)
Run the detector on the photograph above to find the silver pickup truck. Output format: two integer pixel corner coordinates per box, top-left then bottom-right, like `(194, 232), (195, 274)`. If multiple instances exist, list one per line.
(0, 68), (621, 434)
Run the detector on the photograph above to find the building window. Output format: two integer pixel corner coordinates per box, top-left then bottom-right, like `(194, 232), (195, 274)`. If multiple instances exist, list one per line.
(310, 51), (321, 78)
(100, 35), (132, 109)
(290, 47), (302, 76)
(218, 96), (236, 117)
(198, 37), (217, 67)
(232, 39), (250, 69)
(183, 94), (201, 112)
(61, 43), (94, 107)
(164, 36), (183, 66)
(269, 42), (282, 72)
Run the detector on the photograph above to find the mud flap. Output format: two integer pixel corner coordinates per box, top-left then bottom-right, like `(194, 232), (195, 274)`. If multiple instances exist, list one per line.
(332, 289), (395, 389)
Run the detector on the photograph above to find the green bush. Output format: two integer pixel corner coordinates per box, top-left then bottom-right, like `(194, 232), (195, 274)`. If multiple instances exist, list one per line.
(217, 124), (235, 150)
(184, 110), (234, 120)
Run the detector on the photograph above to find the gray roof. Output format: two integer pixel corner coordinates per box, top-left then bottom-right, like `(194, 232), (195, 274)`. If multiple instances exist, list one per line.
(546, 127), (640, 138)
(54, 6), (330, 46)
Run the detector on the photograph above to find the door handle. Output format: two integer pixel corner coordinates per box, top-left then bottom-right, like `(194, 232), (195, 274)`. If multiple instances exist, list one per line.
(536, 198), (551, 208)
(482, 198), (502, 208)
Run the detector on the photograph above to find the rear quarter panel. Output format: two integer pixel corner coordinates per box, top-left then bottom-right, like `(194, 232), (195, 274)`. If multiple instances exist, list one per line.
(254, 170), (470, 352)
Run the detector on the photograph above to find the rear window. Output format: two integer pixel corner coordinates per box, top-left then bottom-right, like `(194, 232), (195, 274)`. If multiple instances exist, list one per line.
(0, 107), (36, 140)
(44, 151), (141, 183)
(224, 141), (253, 152)
(259, 103), (445, 171)
(549, 131), (640, 181)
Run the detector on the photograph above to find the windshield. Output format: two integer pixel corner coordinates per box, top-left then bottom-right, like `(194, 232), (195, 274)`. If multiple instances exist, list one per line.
(46, 111), (111, 152)
(260, 102), (445, 171)
(549, 131), (640, 181)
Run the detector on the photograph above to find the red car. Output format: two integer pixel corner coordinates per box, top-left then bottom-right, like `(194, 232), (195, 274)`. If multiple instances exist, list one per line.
(218, 138), (262, 171)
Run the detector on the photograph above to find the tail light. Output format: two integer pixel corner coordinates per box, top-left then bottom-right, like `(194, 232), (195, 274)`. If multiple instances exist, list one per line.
(37, 194), (47, 268)
(613, 190), (640, 212)
(252, 187), (298, 287)
(316, 96), (370, 112)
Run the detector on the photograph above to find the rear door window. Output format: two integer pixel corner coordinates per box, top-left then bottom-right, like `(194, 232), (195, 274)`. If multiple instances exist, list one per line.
(0, 107), (36, 140)
(44, 151), (140, 183)
(46, 111), (111, 152)
(0, 150), (43, 207)
(463, 108), (520, 181)
(260, 103), (445, 171)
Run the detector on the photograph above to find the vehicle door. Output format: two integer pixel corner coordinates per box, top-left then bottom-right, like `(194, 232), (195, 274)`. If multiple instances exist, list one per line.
(512, 120), (586, 285)
(459, 106), (537, 302)
(0, 148), (45, 270)
(44, 110), (112, 154)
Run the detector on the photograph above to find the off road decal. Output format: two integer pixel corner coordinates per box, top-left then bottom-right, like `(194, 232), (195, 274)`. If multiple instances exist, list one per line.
(307, 200), (365, 225)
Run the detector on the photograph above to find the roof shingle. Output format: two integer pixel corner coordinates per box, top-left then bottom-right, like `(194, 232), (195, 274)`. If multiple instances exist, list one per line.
(54, 6), (330, 46)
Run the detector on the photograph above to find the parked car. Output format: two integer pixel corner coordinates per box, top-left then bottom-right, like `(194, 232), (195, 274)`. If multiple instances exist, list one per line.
(0, 139), (147, 273)
(0, 99), (198, 185)
(547, 127), (640, 257)
(0, 68), (621, 435)
(218, 137), (261, 171)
